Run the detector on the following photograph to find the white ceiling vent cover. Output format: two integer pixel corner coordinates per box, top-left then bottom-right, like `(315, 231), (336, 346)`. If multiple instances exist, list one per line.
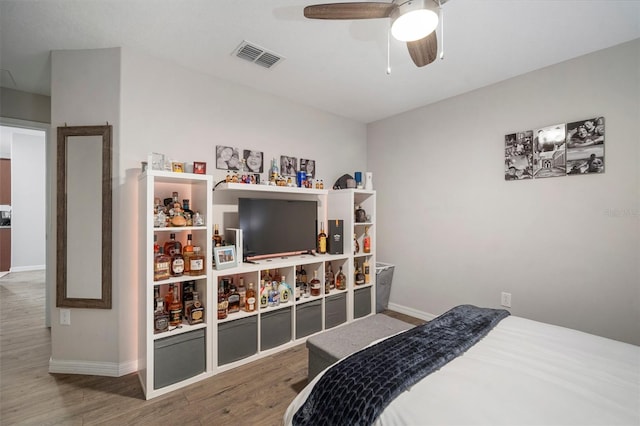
(233, 41), (284, 69)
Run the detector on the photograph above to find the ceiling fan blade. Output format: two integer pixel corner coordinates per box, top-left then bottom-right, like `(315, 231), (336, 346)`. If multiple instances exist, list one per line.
(406, 31), (438, 67)
(304, 2), (395, 20)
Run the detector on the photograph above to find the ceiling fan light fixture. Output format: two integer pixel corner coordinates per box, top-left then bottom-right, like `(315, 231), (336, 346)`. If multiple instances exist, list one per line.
(390, 0), (439, 42)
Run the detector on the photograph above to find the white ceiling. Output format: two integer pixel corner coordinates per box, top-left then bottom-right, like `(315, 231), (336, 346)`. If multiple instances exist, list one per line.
(1, 0), (639, 123)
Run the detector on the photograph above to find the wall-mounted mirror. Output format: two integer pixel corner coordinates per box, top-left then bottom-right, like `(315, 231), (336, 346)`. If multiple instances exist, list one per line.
(57, 125), (112, 308)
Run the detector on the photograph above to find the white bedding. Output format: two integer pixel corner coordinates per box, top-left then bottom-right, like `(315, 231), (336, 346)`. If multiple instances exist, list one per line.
(285, 316), (640, 425)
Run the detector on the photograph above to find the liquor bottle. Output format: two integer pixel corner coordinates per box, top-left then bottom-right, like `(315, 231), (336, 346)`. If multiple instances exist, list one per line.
(317, 222), (327, 254)
(217, 283), (228, 320)
(168, 288), (182, 327)
(300, 265), (307, 285)
(213, 224), (223, 247)
(270, 157), (279, 182)
(260, 279), (268, 309)
(154, 289), (169, 333)
(355, 262), (365, 286)
(336, 266), (347, 290)
(183, 234), (194, 274)
(363, 226), (371, 254)
(269, 281), (280, 306)
(182, 281), (195, 314)
(309, 270), (322, 296)
(165, 283), (175, 312)
(354, 235), (360, 255)
(186, 291), (205, 325)
(227, 284), (240, 314)
(245, 282), (256, 312)
(163, 233), (182, 257)
(279, 276), (291, 304)
(238, 277), (247, 309)
(188, 246), (205, 276)
(363, 259), (370, 284)
(153, 234), (160, 255)
(184, 234), (194, 253)
(262, 269), (273, 284)
(170, 243), (185, 277)
(326, 263), (335, 291)
(153, 247), (171, 281)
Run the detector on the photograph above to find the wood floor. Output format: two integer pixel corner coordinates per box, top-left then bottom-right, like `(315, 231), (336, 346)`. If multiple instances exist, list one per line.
(0, 271), (424, 425)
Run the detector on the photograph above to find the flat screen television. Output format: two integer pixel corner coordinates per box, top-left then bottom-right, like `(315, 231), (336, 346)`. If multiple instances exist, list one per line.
(238, 198), (317, 260)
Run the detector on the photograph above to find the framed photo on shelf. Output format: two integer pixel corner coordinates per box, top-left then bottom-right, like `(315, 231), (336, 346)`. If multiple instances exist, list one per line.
(214, 245), (237, 270)
(193, 161), (206, 174)
(171, 162), (184, 173)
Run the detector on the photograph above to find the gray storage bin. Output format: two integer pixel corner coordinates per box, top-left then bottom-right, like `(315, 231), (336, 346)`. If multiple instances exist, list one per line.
(295, 300), (322, 339)
(218, 316), (258, 365)
(375, 262), (395, 313)
(261, 307), (292, 350)
(354, 287), (372, 319)
(154, 329), (205, 389)
(325, 293), (347, 329)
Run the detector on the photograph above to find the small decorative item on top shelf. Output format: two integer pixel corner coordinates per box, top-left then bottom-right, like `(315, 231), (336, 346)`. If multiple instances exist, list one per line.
(193, 161), (206, 174)
(354, 171), (363, 189)
(214, 245), (237, 270)
(355, 205), (367, 223)
(151, 152), (165, 171)
(171, 162), (184, 173)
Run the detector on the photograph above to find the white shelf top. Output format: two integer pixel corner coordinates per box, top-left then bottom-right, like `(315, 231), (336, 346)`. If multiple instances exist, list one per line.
(215, 182), (327, 195)
(140, 169), (213, 184)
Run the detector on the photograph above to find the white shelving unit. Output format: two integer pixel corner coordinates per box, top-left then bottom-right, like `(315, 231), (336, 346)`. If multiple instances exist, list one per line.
(138, 170), (213, 400)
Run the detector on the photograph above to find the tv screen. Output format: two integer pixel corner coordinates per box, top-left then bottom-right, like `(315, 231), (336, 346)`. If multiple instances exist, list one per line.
(238, 198), (317, 259)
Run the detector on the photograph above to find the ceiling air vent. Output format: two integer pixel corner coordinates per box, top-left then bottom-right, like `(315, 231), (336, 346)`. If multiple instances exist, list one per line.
(233, 41), (284, 69)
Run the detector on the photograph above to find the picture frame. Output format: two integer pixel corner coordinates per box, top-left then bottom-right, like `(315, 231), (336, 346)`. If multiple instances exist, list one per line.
(193, 161), (206, 174)
(214, 245), (237, 270)
(171, 161), (184, 173)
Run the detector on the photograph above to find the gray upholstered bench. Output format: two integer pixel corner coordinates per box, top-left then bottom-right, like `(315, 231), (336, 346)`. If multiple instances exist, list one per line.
(306, 314), (414, 379)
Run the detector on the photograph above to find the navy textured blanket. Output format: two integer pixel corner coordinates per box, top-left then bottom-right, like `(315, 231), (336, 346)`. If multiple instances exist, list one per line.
(293, 305), (510, 426)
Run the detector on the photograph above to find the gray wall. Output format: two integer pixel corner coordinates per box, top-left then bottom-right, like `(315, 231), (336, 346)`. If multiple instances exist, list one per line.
(0, 87), (50, 124)
(368, 39), (640, 345)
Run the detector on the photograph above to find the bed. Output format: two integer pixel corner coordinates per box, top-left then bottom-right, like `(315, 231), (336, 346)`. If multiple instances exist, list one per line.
(284, 305), (640, 425)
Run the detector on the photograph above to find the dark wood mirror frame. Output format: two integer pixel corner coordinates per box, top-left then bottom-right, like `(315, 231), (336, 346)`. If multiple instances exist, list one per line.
(56, 125), (112, 309)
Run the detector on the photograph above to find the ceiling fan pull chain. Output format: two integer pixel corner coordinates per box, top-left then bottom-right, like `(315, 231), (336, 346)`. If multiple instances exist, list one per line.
(387, 27), (392, 75)
(439, 0), (445, 60)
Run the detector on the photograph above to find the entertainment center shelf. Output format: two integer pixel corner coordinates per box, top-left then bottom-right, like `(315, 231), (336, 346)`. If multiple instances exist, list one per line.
(139, 172), (375, 399)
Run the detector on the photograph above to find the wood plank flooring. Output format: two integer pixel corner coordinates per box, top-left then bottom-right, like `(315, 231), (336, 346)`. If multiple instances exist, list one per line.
(0, 271), (424, 425)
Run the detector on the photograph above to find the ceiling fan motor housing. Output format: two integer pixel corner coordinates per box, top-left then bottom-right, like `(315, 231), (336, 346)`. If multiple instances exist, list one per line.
(391, 0), (439, 42)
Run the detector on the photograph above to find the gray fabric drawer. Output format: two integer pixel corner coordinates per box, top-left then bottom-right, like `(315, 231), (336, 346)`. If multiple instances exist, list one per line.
(218, 316), (258, 365)
(354, 287), (372, 319)
(261, 307), (292, 350)
(154, 329), (205, 389)
(296, 299), (322, 339)
(325, 293), (346, 329)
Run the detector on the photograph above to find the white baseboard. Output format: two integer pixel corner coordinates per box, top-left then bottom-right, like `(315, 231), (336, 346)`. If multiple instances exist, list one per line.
(10, 265), (46, 272)
(387, 302), (437, 322)
(49, 358), (138, 377)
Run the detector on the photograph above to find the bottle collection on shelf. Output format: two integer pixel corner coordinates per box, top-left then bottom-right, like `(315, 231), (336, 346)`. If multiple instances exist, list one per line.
(153, 191), (205, 228)
(154, 233), (206, 280)
(154, 281), (205, 334)
(217, 276), (257, 319)
(222, 157), (325, 189)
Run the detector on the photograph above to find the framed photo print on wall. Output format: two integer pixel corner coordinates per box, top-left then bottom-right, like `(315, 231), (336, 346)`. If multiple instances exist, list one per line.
(300, 158), (316, 178)
(193, 161), (206, 174)
(566, 117), (605, 175)
(216, 145), (241, 170)
(214, 245), (237, 270)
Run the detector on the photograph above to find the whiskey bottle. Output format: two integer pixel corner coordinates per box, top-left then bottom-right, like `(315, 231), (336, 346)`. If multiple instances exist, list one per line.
(317, 222), (327, 254)
(309, 270), (322, 297)
(245, 282), (256, 312)
(279, 276), (291, 304)
(164, 283), (175, 314)
(188, 246), (205, 276)
(182, 281), (195, 315)
(186, 291), (205, 325)
(355, 263), (365, 286)
(153, 234), (160, 255)
(336, 266), (347, 291)
(163, 233), (182, 257)
(269, 281), (280, 306)
(154, 291), (169, 333)
(217, 284), (228, 320)
(227, 285), (240, 314)
(363, 259), (371, 284)
(168, 288), (182, 327)
(183, 234), (194, 275)
(237, 277), (247, 309)
(259, 279), (268, 309)
(326, 263), (335, 291)
(354, 235), (360, 254)
(153, 247), (171, 281)
(363, 226), (371, 254)
(213, 224), (223, 247)
(170, 243), (185, 277)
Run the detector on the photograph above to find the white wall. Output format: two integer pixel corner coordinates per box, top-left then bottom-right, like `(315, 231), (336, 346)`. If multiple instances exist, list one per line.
(368, 39), (640, 345)
(49, 46), (367, 373)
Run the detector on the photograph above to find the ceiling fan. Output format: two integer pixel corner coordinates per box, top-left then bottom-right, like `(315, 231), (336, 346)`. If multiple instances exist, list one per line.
(303, 0), (449, 68)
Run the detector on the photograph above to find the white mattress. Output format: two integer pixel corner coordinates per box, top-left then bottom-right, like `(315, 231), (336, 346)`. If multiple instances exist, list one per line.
(285, 316), (640, 425)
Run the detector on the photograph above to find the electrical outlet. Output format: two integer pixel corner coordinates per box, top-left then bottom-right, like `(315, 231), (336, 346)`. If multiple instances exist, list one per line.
(501, 292), (512, 308)
(60, 309), (71, 325)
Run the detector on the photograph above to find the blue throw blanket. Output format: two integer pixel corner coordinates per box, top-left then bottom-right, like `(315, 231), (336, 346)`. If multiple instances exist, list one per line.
(293, 305), (510, 426)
